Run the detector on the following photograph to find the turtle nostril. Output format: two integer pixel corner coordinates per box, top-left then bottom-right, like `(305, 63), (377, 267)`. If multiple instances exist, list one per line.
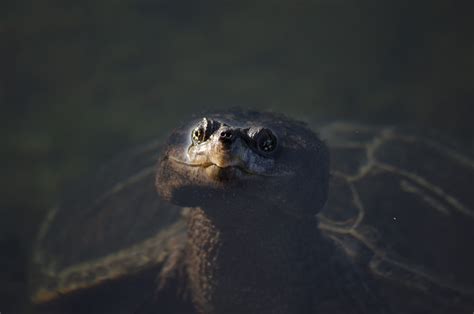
(220, 130), (233, 139)
(219, 129), (235, 145)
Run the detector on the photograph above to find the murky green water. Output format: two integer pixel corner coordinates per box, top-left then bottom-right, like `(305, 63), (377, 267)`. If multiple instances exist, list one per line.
(1, 1), (473, 312)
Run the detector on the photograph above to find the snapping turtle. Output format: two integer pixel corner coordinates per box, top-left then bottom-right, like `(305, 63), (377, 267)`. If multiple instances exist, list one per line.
(31, 110), (474, 313)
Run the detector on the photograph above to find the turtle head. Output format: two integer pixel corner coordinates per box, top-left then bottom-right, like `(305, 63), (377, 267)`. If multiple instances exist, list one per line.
(156, 111), (329, 217)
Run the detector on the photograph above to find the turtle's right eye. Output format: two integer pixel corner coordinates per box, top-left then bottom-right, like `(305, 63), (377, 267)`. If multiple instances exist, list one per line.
(192, 126), (206, 144)
(191, 117), (221, 144)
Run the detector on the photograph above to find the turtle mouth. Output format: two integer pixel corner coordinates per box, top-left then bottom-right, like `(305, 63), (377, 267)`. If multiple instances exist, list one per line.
(168, 156), (257, 176)
(168, 156), (293, 178)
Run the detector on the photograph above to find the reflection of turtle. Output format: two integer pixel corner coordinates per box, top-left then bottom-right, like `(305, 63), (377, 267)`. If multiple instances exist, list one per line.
(31, 110), (474, 313)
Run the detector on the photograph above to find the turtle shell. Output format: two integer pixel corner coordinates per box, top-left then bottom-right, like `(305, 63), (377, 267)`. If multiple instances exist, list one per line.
(31, 118), (474, 313)
(318, 122), (474, 312)
(31, 139), (190, 312)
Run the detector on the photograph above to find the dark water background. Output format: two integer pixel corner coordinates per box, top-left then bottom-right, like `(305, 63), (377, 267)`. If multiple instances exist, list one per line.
(1, 1), (473, 312)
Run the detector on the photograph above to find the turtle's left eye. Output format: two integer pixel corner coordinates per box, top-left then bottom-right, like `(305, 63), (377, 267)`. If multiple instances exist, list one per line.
(254, 128), (278, 153)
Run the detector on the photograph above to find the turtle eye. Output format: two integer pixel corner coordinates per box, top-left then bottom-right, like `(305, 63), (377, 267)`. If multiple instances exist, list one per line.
(191, 117), (221, 144)
(192, 126), (206, 144)
(254, 128), (278, 153)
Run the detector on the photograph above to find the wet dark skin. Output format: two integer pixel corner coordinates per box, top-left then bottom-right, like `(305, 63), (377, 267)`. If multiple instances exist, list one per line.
(32, 110), (474, 314)
(157, 111), (358, 313)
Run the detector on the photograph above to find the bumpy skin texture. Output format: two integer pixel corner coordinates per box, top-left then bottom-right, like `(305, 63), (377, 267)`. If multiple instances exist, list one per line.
(156, 111), (330, 216)
(156, 110), (370, 313)
(184, 207), (387, 314)
(186, 205), (323, 313)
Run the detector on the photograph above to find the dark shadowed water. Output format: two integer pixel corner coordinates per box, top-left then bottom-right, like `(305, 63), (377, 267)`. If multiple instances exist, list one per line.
(1, 1), (473, 313)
